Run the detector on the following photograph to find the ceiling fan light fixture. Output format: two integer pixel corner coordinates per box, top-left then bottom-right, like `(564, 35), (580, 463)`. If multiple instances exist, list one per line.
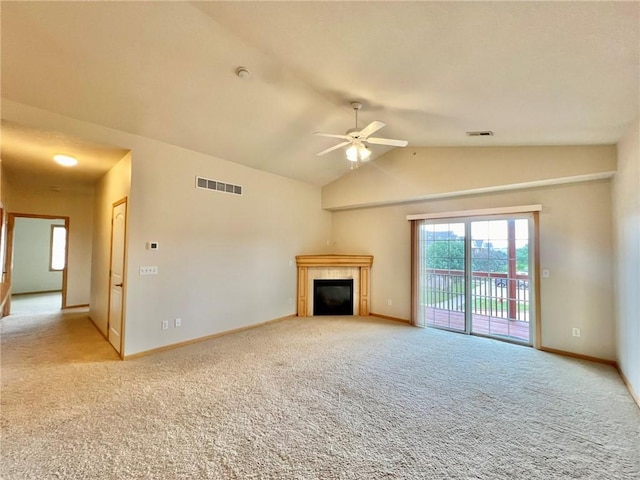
(346, 145), (359, 162)
(53, 154), (78, 167)
(358, 145), (371, 161)
(345, 143), (371, 163)
(314, 101), (408, 165)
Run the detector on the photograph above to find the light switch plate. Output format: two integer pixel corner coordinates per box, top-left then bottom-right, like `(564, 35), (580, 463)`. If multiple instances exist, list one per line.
(140, 266), (158, 275)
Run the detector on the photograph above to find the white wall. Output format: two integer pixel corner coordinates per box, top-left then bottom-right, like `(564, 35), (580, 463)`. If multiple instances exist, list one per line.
(329, 146), (616, 361)
(613, 118), (640, 400)
(12, 218), (63, 294)
(3, 178), (94, 307)
(124, 140), (331, 355)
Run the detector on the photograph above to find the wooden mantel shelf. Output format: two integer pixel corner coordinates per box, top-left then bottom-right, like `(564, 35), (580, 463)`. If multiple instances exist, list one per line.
(295, 254), (374, 268)
(295, 254), (374, 317)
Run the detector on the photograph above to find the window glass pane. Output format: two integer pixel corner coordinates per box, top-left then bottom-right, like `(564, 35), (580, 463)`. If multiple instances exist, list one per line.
(488, 242), (508, 259)
(51, 226), (66, 270)
(471, 221), (489, 241)
(515, 219), (529, 239)
(449, 239), (465, 259)
(448, 223), (465, 239)
(487, 220), (508, 240)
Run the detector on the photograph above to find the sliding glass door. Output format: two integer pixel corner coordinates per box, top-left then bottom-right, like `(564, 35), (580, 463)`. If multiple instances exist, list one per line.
(416, 214), (535, 345)
(418, 222), (467, 332)
(469, 218), (531, 342)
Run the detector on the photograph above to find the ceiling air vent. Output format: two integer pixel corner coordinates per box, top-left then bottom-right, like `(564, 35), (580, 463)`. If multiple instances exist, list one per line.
(195, 176), (242, 196)
(466, 131), (494, 137)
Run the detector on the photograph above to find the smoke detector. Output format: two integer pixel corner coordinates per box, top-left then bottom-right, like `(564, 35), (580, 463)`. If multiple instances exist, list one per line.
(235, 66), (250, 80)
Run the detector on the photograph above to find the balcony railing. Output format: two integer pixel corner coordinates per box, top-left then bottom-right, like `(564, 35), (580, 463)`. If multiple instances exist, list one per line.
(422, 269), (530, 322)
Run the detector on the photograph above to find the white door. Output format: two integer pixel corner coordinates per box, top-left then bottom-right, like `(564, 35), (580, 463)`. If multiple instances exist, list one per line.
(108, 200), (127, 354)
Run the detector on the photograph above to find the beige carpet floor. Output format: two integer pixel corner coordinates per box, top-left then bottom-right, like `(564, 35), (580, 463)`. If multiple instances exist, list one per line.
(1, 311), (638, 479)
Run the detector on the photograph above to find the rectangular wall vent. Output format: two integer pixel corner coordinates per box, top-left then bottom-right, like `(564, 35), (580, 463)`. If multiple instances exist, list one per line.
(195, 176), (242, 196)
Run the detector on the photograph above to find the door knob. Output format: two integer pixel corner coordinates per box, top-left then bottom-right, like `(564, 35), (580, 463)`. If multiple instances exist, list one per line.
(115, 283), (123, 287)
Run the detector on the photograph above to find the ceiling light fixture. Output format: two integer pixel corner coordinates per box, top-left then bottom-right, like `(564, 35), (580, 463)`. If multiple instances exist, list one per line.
(53, 154), (78, 167)
(346, 143), (371, 166)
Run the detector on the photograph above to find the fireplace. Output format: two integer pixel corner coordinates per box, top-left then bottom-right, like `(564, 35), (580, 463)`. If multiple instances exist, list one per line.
(313, 279), (354, 316)
(295, 254), (373, 317)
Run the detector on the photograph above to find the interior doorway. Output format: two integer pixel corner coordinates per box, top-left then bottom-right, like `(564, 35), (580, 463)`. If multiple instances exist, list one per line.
(415, 213), (537, 346)
(4, 214), (69, 316)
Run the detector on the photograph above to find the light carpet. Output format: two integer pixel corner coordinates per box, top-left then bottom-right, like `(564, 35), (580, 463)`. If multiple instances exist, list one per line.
(9, 292), (62, 316)
(1, 312), (638, 479)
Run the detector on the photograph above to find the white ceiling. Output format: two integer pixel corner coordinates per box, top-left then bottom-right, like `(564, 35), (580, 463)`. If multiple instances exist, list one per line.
(1, 1), (638, 187)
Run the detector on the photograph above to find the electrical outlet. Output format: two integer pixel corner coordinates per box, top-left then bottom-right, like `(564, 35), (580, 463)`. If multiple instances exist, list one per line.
(140, 266), (158, 275)
(387, 299), (392, 306)
(161, 320), (169, 330)
(288, 297), (293, 304)
(174, 318), (181, 328)
(572, 328), (581, 337)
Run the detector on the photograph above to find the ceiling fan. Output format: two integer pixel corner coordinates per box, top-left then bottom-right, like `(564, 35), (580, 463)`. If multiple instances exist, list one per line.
(314, 102), (408, 165)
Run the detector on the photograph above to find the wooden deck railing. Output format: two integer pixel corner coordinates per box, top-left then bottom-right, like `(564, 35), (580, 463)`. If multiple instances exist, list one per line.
(422, 269), (530, 322)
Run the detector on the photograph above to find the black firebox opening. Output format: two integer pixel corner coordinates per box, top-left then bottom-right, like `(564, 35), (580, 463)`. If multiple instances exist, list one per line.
(313, 279), (354, 316)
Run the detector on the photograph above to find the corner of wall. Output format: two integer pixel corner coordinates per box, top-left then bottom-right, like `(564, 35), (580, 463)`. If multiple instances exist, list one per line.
(89, 152), (132, 338)
(613, 117), (640, 403)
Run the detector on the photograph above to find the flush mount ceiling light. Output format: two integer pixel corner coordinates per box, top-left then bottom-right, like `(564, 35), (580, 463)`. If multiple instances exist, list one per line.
(314, 102), (407, 169)
(53, 154), (78, 167)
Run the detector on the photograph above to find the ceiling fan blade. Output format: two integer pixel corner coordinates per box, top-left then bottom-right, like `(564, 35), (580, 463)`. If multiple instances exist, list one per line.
(358, 120), (386, 139)
(366, 137), (409, 147)
(314, 132), (351, 140)
(316, 141), (351, 156)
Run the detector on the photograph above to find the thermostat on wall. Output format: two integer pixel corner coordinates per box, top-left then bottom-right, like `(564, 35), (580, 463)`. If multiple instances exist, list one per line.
(147, 241), (159, 250)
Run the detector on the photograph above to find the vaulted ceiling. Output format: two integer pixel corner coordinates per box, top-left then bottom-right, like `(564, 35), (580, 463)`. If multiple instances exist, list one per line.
(1, 1), (638, 187)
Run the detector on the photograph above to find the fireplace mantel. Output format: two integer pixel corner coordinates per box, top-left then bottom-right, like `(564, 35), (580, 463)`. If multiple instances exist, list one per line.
(296, 254), (373, 317)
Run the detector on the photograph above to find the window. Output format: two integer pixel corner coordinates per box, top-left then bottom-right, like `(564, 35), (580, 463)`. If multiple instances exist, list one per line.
(50, 225), (66, 271)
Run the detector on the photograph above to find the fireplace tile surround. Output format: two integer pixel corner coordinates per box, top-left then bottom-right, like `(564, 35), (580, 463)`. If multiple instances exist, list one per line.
(295, 254), (374, 317)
